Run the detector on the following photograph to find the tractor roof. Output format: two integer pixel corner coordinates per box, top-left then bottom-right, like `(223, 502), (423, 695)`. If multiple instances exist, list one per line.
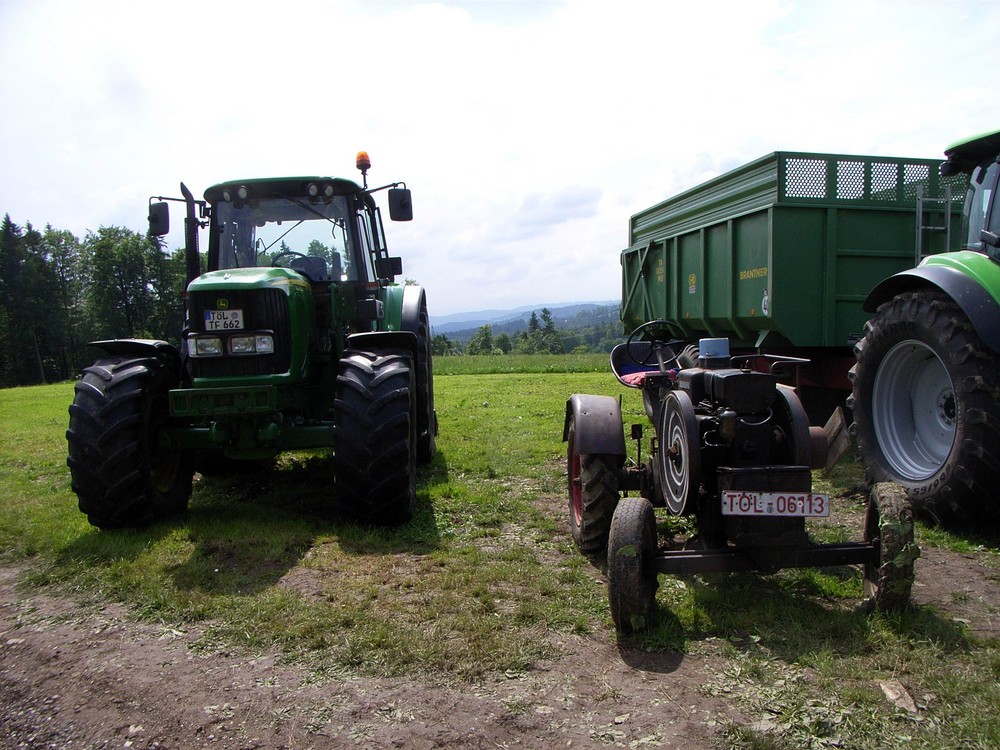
(203, 177), (363, 203)
(941, 130), (1000, 176)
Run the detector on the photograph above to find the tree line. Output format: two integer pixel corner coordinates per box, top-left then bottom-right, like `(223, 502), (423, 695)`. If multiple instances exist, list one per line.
(0, 215), (186, 388)
(431, 306), (624, 356)
(0, 212), (625, 387)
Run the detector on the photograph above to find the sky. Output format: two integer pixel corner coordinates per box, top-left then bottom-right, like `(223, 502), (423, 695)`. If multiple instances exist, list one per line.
(1, 0), (998, 317)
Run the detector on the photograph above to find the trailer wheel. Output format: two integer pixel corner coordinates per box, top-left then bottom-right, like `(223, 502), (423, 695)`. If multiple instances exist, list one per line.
(607, 498), (659, 634)
(849, 290), (1000, 521)
(566, 416), (619, 553)
(66, 356), (193, 529)
(863, 482), (918, 612)
(658, 390), (699, 515)
(332, 349), (416, 525)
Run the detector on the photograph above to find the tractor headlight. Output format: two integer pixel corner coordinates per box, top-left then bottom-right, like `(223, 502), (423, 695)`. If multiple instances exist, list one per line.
(191, 336), (223, 357)
(229, 334), (274, 355)
(254, 334), (275, 354)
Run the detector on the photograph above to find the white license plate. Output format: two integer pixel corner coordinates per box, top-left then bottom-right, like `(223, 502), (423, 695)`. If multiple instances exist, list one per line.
(721, 491), (830, 517)
(204, 309), (244, 331)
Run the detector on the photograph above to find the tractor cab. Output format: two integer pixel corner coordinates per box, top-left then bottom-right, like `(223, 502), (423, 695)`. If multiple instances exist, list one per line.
(941, 130), (1000, 258)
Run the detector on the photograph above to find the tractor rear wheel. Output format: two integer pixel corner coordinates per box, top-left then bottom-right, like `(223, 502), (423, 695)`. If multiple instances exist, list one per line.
(332, 349), (417, 525)
(66, 356), (193, 529)
(415, 296), (437, 464)
(849, 290), (1000, 522)
(566, 416), (619, 553)
(607, 497), (659, 634)
(863, 482), (918, 612)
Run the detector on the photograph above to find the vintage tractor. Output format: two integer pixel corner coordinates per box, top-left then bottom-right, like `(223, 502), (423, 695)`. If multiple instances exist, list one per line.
(850, 130), (1000, 523)
(565, 322), (916, 633)
(66, 153), (436, 529)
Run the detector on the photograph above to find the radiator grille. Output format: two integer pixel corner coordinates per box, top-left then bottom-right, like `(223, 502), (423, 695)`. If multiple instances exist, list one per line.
(189, 288), (292, 377)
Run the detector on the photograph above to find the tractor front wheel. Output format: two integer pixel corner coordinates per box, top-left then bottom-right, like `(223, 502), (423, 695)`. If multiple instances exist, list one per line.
(66, 356), (193, 529)
(332, 349), (417, 525)
(607, 497), (659, 634)
(566, 415), (619, 553)
(863, 482), (918, 612)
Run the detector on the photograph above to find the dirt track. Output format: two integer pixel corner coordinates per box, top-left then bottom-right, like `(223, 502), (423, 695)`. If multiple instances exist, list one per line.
(2, 512), (998, 750)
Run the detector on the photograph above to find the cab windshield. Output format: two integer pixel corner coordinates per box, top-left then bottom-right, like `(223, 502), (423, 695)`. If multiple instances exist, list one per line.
(214, 195), (357, 280)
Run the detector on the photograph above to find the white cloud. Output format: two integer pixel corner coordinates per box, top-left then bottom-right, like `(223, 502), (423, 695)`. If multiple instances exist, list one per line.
(1, 0), (998, 315)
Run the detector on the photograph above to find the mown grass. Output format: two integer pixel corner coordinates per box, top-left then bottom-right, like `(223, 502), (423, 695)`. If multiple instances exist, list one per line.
(1, 359), (998, 750)
(432, 351), (609, 375)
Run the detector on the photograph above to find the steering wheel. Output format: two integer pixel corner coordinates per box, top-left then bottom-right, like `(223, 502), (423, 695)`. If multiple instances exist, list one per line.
(626, 319), (686, 368)
(272, 250), (309, 267)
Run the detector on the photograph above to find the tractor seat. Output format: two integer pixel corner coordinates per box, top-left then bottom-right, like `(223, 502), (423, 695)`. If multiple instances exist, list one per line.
(290, 256), (329, 281)
(610, 342), (677, 389)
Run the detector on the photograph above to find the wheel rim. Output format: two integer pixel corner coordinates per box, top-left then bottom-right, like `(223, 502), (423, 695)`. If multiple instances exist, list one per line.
(658, 391), (699, 515)
(872, 339), (956, 480)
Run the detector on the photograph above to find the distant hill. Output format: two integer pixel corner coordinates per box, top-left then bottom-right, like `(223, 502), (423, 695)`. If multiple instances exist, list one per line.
(432, 301), (620, 342)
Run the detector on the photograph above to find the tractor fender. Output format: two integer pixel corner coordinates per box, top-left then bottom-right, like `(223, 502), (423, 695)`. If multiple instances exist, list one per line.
(563, 394), (626, 457)
(347, 330), (418, 360)
(400, 284), (427, 335)
(88, 338), (181, 366)
(864, 265), (1000, 353)
(381, 284), (426, 335)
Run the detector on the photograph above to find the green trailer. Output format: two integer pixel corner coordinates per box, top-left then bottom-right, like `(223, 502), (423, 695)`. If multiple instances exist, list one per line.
(621, 151), (966, 406)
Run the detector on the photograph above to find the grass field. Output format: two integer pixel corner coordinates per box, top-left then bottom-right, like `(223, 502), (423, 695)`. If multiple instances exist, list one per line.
(1, 359), (999, 749)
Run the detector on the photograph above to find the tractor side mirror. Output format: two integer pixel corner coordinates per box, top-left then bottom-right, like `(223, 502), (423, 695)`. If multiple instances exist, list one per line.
(148, 201), (169, 236)
(376, 256), (403, 279)
(388, 188), (413, 221)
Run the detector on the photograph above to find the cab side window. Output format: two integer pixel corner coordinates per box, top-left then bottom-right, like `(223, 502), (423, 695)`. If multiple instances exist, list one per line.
(355, 209), (378, 284)
(986, 161), (1000, 236)
(963, 163), (997, 250)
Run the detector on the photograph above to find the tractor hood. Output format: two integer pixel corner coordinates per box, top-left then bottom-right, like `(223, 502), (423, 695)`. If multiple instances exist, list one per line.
(188, 267), (311, 293)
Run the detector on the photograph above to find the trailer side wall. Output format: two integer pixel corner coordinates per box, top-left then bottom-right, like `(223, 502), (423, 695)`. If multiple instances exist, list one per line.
(622, 152), (966, 349)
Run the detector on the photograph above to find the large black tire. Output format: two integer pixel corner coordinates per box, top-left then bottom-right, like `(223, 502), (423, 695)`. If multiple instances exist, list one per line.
(863, 482), (918, 612)
(66, 356), (193, 529)
(332, 349), (416, 525)
(414, 297), (437, 464)
(566, 416), (619, 553)
(849, 290), (1000, 522)
(607, 498), (659, 634)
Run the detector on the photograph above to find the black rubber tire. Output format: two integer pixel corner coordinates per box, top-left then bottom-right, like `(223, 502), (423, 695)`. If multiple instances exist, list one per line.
(849, 290), (1000, 522)
(566, 416), (619, 553)
(863, 482), (918, 612)
(332, 349), (416, 525)
(414, 297), (437, 464)
(607, 497), (659, 634)
(66, 356), (193, 529)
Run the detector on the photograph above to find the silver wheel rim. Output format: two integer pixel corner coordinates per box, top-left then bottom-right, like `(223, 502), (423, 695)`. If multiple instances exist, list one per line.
(658, 392), (697, 515)
(872, 339), (956, 479)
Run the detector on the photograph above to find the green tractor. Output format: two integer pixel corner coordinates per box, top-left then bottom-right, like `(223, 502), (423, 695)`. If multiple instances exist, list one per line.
(850, 130), (1000, 523)
(66, 153), (436, 529)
